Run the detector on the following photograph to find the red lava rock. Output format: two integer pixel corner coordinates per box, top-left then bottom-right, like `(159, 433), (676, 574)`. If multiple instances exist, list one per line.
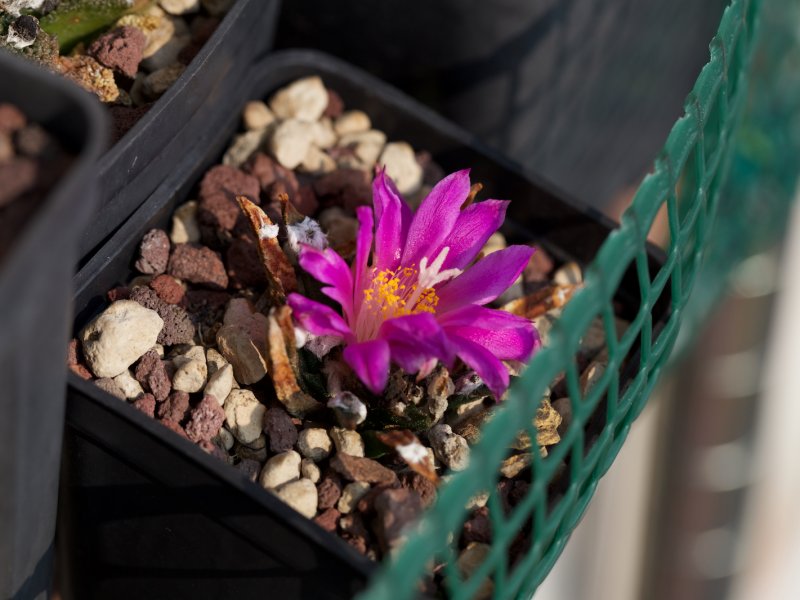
(67, 338), (80, 365)
(235, 458), (261, 482)
(158, 390), (190, 422)
(168, 243), (229, 290)
(263, 406), (297, 453)
(69, 363), (93, 380)
(134, 349), (172, 402)
(185, 394), (225, 443)
(88, 26), (145, 78)
(135, 228), (170, 275)
(132, 393), (156, 417)
(160, 418), (188, 439)
(106, 286), (130, 302)
(399, 471), (438, 508)
(245, 153), (300, 200)
(323, 88), (344, 118)
(313, 169), (371, 211)
(226, 237), (267, 289)
(0, 103), (26, 134)
(339, 512), (370, 555)
(524, 245), (554, 284)
(462, 507), (492, 545)
(197, 165), (260, 232)
(0, 158), (37, 207)
(330, 453), (398, 486)
(149, 274), (185, 304)
(373, 487), (424, 553)
(129, 286), (195, 346)
(317, 472), (343, 510)
(314, 507), (341, 533)
(108, 104), (151, 144)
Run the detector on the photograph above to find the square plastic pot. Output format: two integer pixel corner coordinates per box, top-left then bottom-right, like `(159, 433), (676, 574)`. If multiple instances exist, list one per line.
(77, 0), (282, 262)
(0, 51), (107, 600)
(59, 50), (668, 600)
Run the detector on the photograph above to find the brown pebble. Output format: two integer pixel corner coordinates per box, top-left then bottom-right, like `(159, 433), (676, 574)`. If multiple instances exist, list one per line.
(0, 103), (26, 134)
(0, 158), (37, 208)
(314, 507), (341, 533)
(67, 338), (80, 365)
(316, 472), (343, 510)
(462, 507), (492, 545)
(168, 243), (229, 289)
(158, 390), (190, 422)
(160, 419), (188, 439)
(132, 393), (156, 417)
(135, 228), (170, 275)
(323, 88), (344, 118)
(185, 394), (225, 443)
(107, 286), (130, 302)
(524, 245), (554, 285)
(134, 349), (172, 402)
(374, 487), (423, 553)
(69, 363), (93, 380)
(399, 471), (438, 508)
(129, 286), (195, 346)
(263, 406), (298, 453)
(88, 25), (145, 78)
(149, 274), (185, 304)
(197, 165), (260, 232)
(330, 453), (398, 485)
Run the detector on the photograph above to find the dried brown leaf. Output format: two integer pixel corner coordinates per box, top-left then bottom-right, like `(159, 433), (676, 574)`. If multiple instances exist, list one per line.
(376, 429), (439, 484)
(236, 195), (297, 302)
(500, 283), (579, 319)
(266, 309), (321, 417)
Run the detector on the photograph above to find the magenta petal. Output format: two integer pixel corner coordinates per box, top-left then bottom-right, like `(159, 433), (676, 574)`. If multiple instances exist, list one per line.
(439, 305), (539, 362)
(401, 169), (471, 266)
(436, 200), (509, 270)
(353, 205), (374, 312)
(287, 293), (354, 342)
(437, 245), (534, 312)
(447, 333), (510, 399)
(298, 245), (354, 320)
(373, 169), (412, 272)
(379, 313), (455, 373)
(343, 338), (390, 394)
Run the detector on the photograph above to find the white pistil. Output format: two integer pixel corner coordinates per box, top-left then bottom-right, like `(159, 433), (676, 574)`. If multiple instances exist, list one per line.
(417, 246), (462, 289)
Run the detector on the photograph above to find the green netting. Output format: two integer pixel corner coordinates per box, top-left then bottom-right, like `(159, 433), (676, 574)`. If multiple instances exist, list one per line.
(357, 1), (763, 598)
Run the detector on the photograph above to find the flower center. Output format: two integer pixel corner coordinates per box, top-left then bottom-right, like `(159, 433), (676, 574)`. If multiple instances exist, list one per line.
(353, 246), (461, 341)
(362, 266), (439, 319)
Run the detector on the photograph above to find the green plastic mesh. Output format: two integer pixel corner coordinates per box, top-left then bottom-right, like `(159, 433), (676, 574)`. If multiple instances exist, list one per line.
(358, 1), (763, 598)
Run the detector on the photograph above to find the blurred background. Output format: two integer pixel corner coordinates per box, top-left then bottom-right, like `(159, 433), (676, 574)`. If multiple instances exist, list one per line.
(276, 0), (800, 598)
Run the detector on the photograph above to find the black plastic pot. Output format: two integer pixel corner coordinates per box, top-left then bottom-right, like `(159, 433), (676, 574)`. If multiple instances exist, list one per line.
(60, 50), (668, 600)
(78, 0), (282, 262)
(0, 52), (106, 600)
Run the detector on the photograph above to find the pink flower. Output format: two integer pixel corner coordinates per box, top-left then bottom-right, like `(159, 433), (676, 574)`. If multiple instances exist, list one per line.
(288, 169), (539, 399)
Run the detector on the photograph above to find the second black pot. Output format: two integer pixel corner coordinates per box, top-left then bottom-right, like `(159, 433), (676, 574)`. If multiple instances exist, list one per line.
(78, 0), (282, 262)
(59, 50), (667, 600)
